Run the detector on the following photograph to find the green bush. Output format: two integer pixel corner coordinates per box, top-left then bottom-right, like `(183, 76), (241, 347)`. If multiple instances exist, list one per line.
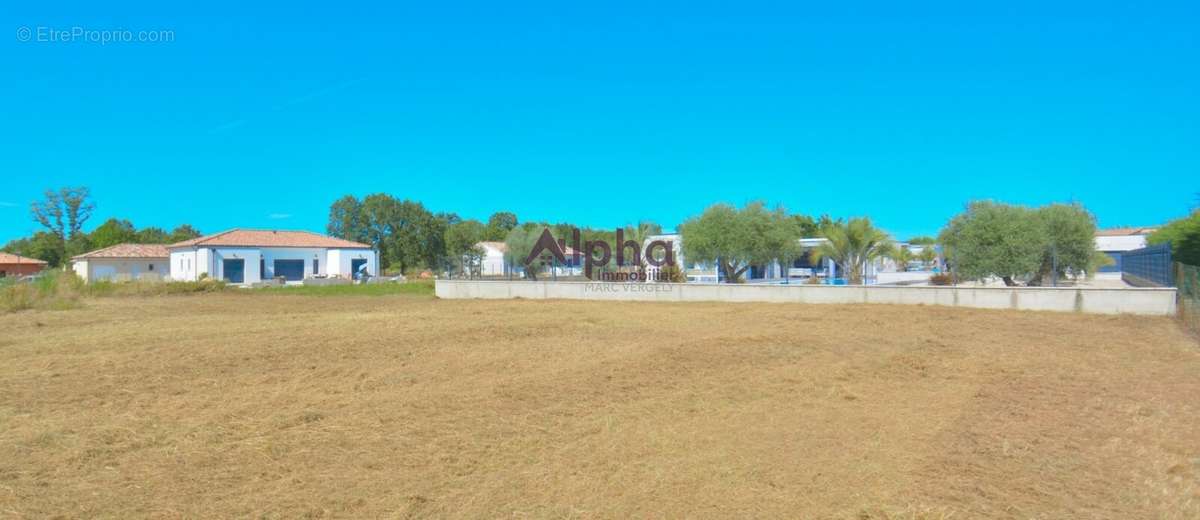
(0, 272), (230, 313)
(1149, 210), (1200, 266)
(0, 283), (37, 313)
(85, 279), (228, 297)
(929, 273), (955, 286)
(0, 270), (83, 313)
(658, 265), (688, 283)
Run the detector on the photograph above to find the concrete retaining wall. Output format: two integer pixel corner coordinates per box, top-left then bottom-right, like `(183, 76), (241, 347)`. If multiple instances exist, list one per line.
(435, 280), (1178, 316)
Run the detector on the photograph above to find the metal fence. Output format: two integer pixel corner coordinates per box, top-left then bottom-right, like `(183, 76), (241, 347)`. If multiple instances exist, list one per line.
(1178, 263), (1199, 337)
(1122, 243), (1174, 287)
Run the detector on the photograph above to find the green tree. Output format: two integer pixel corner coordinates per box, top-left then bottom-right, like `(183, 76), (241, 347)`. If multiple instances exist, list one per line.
(89, 218), (137, 249)
(360, 194), (441, 273)
(679, 202), (803, 283)
(503, 225), (543, 280)
(811, 217), (895, 285)
(792, 214), (821, 237)
(29, 186), (95, 260)
(907, 236), (937, 245)
(619, 220), (664, 266)
(326, 194), (442, 273)
(890, 246), (914, 272)
(1149, 210), (1200, 266)
(917, 246), (938, 268)
(135, 227), (170, 244)
(326, 195), (367, 244)
(445, 220), (486, 276)
(1029, 203), (1097, 285)
(167, 225), (202, 243)
(939, 201), (1046, 286)
(485, 212), (518, 241)
(1, 232), (66, 267)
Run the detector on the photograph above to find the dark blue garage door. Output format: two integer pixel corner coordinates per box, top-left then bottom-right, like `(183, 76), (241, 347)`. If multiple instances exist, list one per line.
(351, 258), (367, 279)
(223, 259), (244, 283)
(274, 259), (305, 281)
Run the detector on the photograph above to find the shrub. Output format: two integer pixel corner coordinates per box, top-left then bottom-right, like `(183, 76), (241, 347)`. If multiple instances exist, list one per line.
(89, 279), (228, 297)
(929, 273), (955, 286)
(0, 270), (83, 313)
(0, 283), (37, 313)
(658, 265), (687, 283)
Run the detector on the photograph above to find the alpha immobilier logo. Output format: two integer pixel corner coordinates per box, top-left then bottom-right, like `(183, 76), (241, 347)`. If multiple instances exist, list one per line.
(522, 227), (677, 281)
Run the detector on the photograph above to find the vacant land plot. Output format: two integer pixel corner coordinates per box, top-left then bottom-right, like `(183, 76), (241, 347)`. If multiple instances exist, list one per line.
(1, 293), (1198, 518)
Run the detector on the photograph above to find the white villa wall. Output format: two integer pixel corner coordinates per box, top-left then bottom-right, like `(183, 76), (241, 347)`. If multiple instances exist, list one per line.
(170, 247), (375, 283)
(1095, 234), (1149, 252)
(72, 260), (88, 280)
(435, 280), (1178, 316)
(480, 245), (506, 276)
(327, 248), (377, 278)
(73, 258), (170, 282)
(170, 250), (197, 281)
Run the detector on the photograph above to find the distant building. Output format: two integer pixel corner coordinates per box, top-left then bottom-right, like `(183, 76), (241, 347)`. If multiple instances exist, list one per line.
(476, 241), (508, 276)
(1095, 227), (1156, 274)
(0, 252), (47, 278)
(71, 244), (170, 283)
(168, 229), (377, 285)
(473, 240), (581, 278)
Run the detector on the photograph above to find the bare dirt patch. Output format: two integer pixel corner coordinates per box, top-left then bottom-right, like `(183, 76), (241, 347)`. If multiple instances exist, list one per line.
(1, 294), (1197, 518)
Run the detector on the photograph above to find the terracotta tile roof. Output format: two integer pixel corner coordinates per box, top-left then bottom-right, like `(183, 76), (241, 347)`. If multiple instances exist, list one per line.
(0, 252), (48, 265)
(1095, 227), (1156, 237)
(73, 243), (170, 260)
(169, 229), (371, 249)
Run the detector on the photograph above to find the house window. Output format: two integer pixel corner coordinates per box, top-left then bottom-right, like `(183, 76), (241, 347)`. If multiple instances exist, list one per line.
(313, 259), (319, 274)
(148, 264), (154, 271)
(260, 259), (266, 277)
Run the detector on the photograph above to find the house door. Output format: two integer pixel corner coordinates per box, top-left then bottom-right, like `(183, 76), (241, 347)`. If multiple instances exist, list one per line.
(223, 259), (245, 283)
(351, 258), (367, 278)
(274, 260), (305, 281)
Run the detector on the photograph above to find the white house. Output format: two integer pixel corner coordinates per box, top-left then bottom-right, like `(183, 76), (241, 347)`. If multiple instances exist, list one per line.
(71, 243), (171, 283)
(1095, 227), (1155, 275)
(473, 240), (582, 278)
(168, 229), (377, 285)
(477, 241), (508, 276)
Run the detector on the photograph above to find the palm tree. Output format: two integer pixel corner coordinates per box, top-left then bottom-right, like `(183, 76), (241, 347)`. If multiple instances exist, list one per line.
(812, 217), (894, 285)
(622, 221), (663, 267)
(890, 247), (914, 272)
(917, 247), (938, 270)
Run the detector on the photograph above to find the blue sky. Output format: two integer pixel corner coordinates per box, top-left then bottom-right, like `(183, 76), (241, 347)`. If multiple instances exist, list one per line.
(2, 1), (1197, 243)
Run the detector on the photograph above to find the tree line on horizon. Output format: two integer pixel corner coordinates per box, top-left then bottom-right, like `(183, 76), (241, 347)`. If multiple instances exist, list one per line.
(1, 187), (201, 268)
(5, 186), (1198, 283)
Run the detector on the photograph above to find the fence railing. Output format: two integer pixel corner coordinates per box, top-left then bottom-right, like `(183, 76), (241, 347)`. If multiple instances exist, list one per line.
(1122, 243), (1174, 287)
(1178, 263), (1199, 337)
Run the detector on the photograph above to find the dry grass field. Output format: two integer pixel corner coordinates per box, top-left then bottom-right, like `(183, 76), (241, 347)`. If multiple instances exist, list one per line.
(1, 291), (1198, 518)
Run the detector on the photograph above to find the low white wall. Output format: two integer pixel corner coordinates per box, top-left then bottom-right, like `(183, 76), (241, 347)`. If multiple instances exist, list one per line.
(435, 280), (1178, 316)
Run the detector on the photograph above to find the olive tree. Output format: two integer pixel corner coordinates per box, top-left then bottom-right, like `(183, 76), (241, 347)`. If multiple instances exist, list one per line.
(1029, 203), (1098, 285)
(678, 202), (803, 283)
(939, 201), (1046, 286)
